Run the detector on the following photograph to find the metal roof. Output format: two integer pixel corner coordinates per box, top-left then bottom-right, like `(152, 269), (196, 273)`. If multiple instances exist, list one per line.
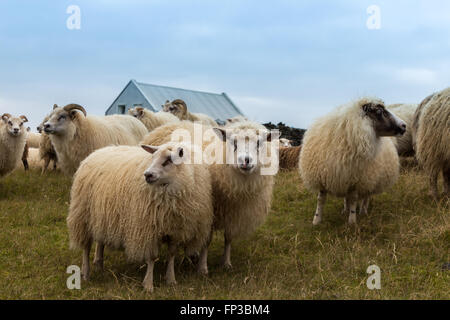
(130, 80), (243, 120)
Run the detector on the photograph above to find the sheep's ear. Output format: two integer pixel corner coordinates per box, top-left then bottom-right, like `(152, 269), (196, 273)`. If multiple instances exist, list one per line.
(20, 115), (28, 123)
(266, 132), (272, 142)
(213, 128), (227, 142)
(141, 145), (158, 154)
(2, 113), (11, 123)
(69, 110), (78, 119)
(53, 104), (59, 110)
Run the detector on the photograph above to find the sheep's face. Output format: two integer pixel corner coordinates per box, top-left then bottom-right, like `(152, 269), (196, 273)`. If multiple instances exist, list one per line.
(226, 116), (248, 125)
(2, 114), (28, 137)
(44, 104), (87, 137)
(128, 107), (144, 119)
(162, 100), (187, 119)
(141, 143), (187, 187)
(362, 102), (406, 137)
(213, 128), (272, 175)
(279, 138), (292, 147)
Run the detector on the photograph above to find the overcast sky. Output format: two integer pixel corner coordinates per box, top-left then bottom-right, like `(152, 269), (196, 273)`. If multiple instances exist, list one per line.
(1, 0), (450, 131)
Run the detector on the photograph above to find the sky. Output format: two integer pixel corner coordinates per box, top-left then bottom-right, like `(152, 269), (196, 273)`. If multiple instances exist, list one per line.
(1, 0), (450, 131)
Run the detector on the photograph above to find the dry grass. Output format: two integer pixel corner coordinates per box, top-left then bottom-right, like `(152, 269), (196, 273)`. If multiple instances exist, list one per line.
(0, 164), (448, 300)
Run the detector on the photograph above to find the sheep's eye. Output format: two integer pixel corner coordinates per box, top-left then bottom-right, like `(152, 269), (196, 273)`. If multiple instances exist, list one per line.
(20, 123), (23, 126)
(58, 115), (66, 121)
(162, 157), (172, 167)
(8, 121), (12, 126)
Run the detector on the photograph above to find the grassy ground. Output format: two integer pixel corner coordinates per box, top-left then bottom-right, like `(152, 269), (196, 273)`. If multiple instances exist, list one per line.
(0, 165), (448, 300)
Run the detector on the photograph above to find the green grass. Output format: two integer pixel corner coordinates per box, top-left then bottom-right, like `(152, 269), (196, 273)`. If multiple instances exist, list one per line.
(0, 165), (448, 300)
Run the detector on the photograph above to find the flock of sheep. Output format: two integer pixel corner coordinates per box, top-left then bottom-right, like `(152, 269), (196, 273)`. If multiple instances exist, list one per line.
(0, 86), (448, 292)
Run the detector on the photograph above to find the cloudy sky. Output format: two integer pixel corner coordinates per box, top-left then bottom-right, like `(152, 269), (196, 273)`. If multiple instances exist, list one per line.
(1, 0), (450, 130)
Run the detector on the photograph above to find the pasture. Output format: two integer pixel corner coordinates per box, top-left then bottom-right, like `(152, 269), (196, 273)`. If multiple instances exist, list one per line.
(0, 165), (448, 299)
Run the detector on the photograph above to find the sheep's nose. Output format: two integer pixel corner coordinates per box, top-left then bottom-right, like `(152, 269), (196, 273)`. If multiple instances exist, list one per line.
(244, 156), (250, 165)
(145, 172), (157, 184)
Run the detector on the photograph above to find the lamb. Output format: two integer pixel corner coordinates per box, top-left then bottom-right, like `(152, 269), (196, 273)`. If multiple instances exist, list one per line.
(43, 104), (148, 175)
(412, 88), (450, 200)
(0, 114), (28, 178)
(128, 106), (179, 131)
(387, 103), (418, 156)
(162, 99), (218, 126)
(279, 138), (293, 147)
(299, 97), (406, 225)
(67, 142), (214, 292)
(141, 120), (276, 271)
(37, 116), (58, 173)
(279, 146), (301, 170)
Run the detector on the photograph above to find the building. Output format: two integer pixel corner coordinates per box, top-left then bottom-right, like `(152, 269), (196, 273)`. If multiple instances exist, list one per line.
(105, 79), (244, 122)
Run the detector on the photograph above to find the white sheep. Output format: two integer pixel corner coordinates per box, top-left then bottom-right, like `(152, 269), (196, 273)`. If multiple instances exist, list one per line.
(67, 142), (214, 292)
(225, 115), (248, 126)
(26, 130), (41, 149)
(141, 120), (276, 271)
(162, 99), (218, 126)
(0, 114), (28, 178)
(128, 106), (179, 131)
(387, 103), (418, 156)
(279, 138), (293, 148)
(299, 97), (406, 225)
(43, 104), (148, 175)
(412, 88), (450, 200)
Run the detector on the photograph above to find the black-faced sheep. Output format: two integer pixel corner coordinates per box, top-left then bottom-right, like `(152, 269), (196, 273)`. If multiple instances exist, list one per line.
(141, 120), (276, 271)
(43, 104), (148, 175)
(128, 106), (179, 131)
(37, 117), (58, 173)
(299, 98), (406, 225)
(0, 114), (28, 178)
(162, 99), (218, 126)
(67, 142), (214, 292)
(412, 88), (450, 200)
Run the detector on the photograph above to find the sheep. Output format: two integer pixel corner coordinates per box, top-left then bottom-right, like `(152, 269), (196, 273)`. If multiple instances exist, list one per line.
(67, 142), (214, 292)
(43, 104), (148, 175)
(279, 138), (293, 147)
(37, 116), (58, 173)
(279, 146), (301, 171)
(0, 114), (28, 178)
(128, 106), (179, 131)
(412, 88), (450, 200)
(225, 115), (248, 126)
(21, 142), (29, 171)
(141, 120), (276, 271)
(387, 103), (418, 156)
(162, 99), (218, 126)
(299, 97), (406, 225)
(26, 129), (41, 149)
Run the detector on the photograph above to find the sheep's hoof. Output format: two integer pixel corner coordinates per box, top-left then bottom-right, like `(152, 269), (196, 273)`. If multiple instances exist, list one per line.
(166, 278), (177, 286)
(312, 215), (321, 225)
(143, 285), (154, 293)
(223, 262), (233, 270)
(82, 274), (90, 281)
(197, 267), (209, 276)
(348, 214), (357, 224)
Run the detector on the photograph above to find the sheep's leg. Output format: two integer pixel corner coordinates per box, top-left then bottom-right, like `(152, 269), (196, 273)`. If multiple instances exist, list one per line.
(81, 240), (92, 281)
(93, 242), (104, 271)
(222, 234), (233, 270)
(347, 193), (358, 224)
(52, 160), (57, 171)
(341, 197), (349, 215)
(198, 229), (213, 276)
(143, 255), (157, 293)
(42, 157), (50, 175)
(23, 159), (29, 171)
(165, 241), (177, 285)
(359, 197), (370, 215)
(313, 190), (327, 225)
(443, 167), (450, 197)
(429, 171), (439, 201)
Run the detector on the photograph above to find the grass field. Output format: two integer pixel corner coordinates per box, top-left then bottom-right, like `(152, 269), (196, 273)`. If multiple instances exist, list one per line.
(0, 165), (448, 300)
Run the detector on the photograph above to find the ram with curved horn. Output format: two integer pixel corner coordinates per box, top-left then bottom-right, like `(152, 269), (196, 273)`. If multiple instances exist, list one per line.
(162, 98), (218, 126)
(43, 103), (148, 175)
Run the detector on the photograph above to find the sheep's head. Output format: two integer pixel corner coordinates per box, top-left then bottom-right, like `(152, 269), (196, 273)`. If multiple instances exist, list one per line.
(213, 127), (272, 175)
(2, 113), (28, 137)
(361, 100), (406, 137)
(141, 142), (190, 187)
(44, 104), (87, 136)
(162, 99), (187, 119)
(226, 116), (248, 125)
(279, 138), (292, 147)
(128, 107), (145, 119)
